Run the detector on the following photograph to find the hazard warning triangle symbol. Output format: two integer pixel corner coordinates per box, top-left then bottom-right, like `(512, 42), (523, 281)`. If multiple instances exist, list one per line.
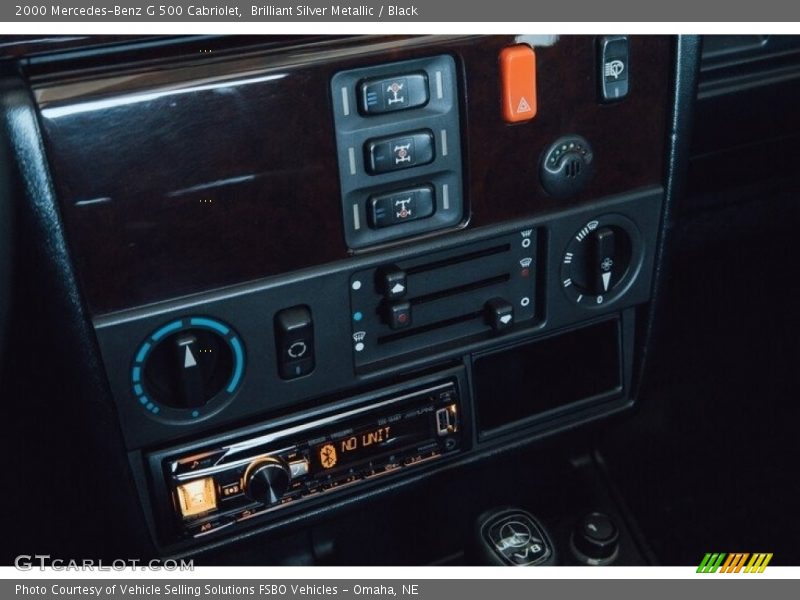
(517, 97), (532, 113)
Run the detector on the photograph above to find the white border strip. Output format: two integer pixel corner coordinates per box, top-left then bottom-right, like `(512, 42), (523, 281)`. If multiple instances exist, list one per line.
(435, 70), (444, 99)
(341, 86), (350, 116)
(3, 566), (800, 579)
(348, 147), (356, 175)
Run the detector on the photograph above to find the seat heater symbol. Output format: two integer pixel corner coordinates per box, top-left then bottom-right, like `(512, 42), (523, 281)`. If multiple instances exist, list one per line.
(395, 197), (413, 219)
(393, 142), (413, 164)
(386, 81), (406, 105)
(604, 59), (625, 79)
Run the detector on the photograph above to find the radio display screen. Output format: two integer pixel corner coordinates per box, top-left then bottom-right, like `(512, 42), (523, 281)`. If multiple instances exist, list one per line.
(311, 410), (431, 474)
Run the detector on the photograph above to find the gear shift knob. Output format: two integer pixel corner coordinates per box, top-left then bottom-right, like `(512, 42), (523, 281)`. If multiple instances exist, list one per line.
(472, 507), (557, 566)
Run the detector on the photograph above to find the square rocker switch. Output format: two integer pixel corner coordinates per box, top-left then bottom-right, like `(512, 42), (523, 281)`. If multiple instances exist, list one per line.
(369, 185), (435, 229)
(365, 130), (434, 175)
(275, 305), (315, 380)
(359, 72), (429, 115)
(599, 35), (630, 102)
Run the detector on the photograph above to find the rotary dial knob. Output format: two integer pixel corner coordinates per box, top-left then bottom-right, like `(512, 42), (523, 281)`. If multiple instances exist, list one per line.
(560, 214), (640, 307)
(244, 458), (291, 506)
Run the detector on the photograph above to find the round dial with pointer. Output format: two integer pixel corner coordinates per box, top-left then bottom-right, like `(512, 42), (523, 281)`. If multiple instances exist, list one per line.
(131, 316), (245, 422)
(244, 458), (291, 506)
(560, 214), (640, 307)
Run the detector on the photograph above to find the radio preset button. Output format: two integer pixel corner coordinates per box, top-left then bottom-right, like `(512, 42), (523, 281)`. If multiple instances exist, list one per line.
(220, 482), (242, 498)
(289, 459), (310, 478)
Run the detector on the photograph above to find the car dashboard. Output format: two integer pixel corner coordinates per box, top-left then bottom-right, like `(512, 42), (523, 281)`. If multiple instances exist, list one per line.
(1, 33), (798, 566)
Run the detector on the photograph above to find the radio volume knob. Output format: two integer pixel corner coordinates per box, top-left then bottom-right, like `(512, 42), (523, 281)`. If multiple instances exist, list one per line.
(244, 458), (291, 506)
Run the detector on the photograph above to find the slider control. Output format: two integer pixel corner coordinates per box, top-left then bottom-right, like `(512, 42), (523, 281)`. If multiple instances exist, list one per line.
(485, 298), (515, 332)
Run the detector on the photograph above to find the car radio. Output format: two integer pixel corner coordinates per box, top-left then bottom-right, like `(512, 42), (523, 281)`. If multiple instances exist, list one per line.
(148, 378), (463, 542)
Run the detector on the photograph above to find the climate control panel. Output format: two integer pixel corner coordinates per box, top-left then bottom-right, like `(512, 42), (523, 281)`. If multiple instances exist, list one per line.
(95, 187), (660, 450)
(348, 227), (539, 369)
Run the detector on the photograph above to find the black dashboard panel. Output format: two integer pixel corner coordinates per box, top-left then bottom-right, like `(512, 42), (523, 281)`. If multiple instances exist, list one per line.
(34, 35), (670, 314)
(1, 34), (680, 558)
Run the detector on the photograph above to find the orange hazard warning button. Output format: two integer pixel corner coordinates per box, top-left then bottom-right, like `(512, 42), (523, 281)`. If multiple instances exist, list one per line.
(499, 45), (537, 123)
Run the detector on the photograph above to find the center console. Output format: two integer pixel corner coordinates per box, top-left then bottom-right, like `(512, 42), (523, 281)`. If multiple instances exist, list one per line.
(27, 34), (674, 556)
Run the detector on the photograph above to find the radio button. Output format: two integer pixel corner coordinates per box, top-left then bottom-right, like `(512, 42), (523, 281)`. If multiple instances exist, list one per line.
(174, 450), (226, 475)
(289, 459), (310, 478)
(190, 517), (234, 538)
(220, 482), (242, 499)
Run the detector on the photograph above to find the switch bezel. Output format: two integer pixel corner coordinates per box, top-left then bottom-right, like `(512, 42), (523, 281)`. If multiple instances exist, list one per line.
(331, 55), (465, 250)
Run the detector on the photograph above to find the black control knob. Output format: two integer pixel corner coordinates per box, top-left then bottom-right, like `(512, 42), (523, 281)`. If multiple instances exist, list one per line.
(560, 215), (638, 307)
(244, 458), (291, 506)
(540, 135), (594, 198)
(142, 327), (234, 409)
(571, 511), (620, 565)
(132, 317), (245, 421)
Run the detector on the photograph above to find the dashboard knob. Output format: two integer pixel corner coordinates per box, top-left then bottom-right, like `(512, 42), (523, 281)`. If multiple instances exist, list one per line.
(244, 458), (291, 506)
(560, 215), (637, 307)
(571, 511), (620, 565)
(131, 317), (245, 421)
(142, 326), (234, 410)
(540, 135), (594, 199)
